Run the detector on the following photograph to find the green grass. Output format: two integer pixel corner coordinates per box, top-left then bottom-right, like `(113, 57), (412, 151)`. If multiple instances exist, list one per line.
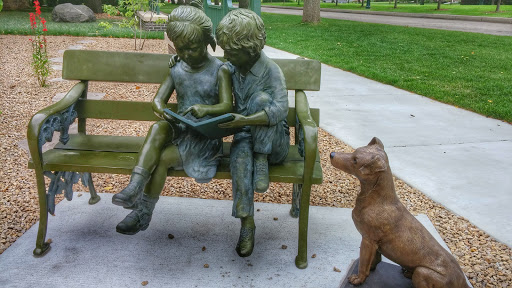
(262, 13), (512, 122)
(266, 2), (512, 17)
(0, 10), (165, 39)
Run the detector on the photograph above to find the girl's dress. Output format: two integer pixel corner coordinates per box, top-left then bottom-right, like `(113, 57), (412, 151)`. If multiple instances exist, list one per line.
(170, 54), (224, 183)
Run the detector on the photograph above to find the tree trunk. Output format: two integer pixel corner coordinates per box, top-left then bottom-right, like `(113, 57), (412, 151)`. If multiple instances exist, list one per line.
(436, 0), (441, 10)
(394, 0), (398, 8)
(302, 0), (320, 23)
(2, 0), (31, 10)
(496, 0), (501, 11)
(239, 0), (250, 8)
(83, 0), (102, 13)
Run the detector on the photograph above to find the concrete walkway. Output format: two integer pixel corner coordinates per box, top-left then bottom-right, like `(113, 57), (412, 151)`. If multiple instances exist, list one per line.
(261, 6), (512, 36)
(261, 46), (512, 248)
(0, 193), (453, 288)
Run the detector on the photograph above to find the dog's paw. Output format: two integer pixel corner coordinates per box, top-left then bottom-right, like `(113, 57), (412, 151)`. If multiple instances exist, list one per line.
(348, 274), (366, 286)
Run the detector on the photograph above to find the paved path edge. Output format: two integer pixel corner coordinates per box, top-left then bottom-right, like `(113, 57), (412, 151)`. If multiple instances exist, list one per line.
(262, 5), (512, 24)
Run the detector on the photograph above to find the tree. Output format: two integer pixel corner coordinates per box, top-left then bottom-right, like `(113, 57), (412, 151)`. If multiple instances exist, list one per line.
(394, 0), (398, 8)
(2, 0), (31, 10)
(84, 0), (102, 13)
(239, 0), (250, 8)
(302, 0), (320, 23)
(496, 0), (502, 12)
(436, 0), (442, 10)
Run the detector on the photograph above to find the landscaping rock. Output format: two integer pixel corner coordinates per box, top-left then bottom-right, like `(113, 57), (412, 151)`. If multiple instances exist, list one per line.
(52, 3), (96, 23)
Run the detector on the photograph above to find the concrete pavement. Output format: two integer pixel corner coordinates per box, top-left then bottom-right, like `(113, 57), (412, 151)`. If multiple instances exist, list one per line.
(0, 193), (455, 287)
(261, 6), (512, 36)
(261, 45), (512, 248)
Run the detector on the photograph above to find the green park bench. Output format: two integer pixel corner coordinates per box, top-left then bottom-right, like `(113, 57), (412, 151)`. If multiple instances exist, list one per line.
(27, 50), (322, 269)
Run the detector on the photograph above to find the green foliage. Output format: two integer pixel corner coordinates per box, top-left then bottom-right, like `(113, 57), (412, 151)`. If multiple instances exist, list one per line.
(100, 0), (166, 49)
(263, 13), (512, 122)
(98, 21), (113, 29)
(154, 18), (167, 25)
(0, 11), (164, 39)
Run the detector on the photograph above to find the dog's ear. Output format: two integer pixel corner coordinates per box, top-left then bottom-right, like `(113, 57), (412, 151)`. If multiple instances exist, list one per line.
(368, 137), (384, 149)
(359, 155), (387, 175)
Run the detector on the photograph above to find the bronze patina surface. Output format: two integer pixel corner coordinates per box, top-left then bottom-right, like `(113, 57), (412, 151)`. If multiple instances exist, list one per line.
(331, 138), (469, 287)
(112, 5), (233, 235)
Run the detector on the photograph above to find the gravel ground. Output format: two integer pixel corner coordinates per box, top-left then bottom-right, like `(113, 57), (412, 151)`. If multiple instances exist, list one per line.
(0, 35), (511, 287)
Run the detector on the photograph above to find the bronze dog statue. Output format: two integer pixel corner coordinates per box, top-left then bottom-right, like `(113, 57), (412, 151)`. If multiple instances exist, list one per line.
(330, 137), (469, 288)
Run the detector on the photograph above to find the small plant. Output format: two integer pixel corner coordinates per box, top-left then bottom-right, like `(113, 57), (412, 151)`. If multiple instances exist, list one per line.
(29, 0), (50, 87)
(100, 0), (164, 50)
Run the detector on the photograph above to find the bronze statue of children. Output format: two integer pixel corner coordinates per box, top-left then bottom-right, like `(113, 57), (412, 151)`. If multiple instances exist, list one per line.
(216, 9), (290, 257)
(112, 5), (232, 235)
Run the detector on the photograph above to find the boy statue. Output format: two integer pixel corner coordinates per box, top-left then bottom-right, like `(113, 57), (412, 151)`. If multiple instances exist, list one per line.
(216, 9), (290, 257)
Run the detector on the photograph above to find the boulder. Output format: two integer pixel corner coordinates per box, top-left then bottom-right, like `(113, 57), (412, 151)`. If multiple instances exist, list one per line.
(52, 3), (96, 23)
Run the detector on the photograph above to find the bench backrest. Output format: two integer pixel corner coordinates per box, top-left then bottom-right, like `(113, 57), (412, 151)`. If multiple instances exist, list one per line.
(63, 50), (321, 126)
(63, 50), (321, 91)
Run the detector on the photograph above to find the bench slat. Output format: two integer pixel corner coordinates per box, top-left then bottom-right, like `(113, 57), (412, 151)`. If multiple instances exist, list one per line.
(30, 145), (322, 184)
(63, 50), (321, 91)
(75, 99), (319, 126)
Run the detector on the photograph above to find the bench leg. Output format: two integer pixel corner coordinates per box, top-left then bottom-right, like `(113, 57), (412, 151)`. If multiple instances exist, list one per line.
(81, 172), (100, 205)
(33, 170), (51, 256)
(295, 183), (312, 269)
(290, 184), (302, 218)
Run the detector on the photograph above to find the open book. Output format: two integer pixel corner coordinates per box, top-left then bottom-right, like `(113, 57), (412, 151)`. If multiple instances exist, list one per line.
(163, 108), (241, 139)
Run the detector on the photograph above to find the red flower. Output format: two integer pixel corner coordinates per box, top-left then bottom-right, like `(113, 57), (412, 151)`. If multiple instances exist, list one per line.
(29, 13), (37, 29)
(43, 28), (48, 32)
(34, 1), (41, 15)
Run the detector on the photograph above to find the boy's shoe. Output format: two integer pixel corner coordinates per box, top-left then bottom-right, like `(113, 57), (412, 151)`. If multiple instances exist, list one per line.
(112, 166), (150, 208)
(116, 195), (158, 235)
(253, 154), (269, 193)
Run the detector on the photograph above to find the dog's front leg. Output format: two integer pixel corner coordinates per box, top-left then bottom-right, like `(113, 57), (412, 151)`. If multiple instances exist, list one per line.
(349, 238), (378, 285)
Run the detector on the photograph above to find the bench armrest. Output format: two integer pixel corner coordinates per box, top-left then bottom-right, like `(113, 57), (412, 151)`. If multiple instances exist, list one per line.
(295, 90), (318, 185)
(27, 81), (86, 169)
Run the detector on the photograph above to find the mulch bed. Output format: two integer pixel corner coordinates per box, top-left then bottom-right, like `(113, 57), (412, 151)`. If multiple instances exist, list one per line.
(0, 35), (510, 287)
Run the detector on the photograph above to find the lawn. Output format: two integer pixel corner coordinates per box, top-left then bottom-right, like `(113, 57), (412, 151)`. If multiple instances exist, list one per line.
(0, 6), (510, 122)
(262, 13), (512, 122)
(0, 9), (166, 39)
(265, 2), (512, 17)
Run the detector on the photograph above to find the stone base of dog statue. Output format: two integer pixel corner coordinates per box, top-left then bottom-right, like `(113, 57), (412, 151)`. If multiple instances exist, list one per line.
(331, 137), (470, 288)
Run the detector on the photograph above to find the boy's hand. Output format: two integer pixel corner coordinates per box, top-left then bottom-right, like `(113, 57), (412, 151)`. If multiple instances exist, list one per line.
(182, 104), (210, 119)
(218, 113), (248, 129)
(169, 54), (180, 68)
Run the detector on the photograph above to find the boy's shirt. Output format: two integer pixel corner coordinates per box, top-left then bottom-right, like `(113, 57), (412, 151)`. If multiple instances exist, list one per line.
(227, 51), (288, 126)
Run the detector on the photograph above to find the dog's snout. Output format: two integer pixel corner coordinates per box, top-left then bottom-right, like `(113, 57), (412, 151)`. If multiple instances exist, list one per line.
(330, 152), (335, 159)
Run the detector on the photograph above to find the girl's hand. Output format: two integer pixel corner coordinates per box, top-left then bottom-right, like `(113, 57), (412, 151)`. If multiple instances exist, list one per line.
(162, 111), (176, 123)
(218, 113), (248, 129)
(153, 109), (164, 119)
(183, 104), (209, 119)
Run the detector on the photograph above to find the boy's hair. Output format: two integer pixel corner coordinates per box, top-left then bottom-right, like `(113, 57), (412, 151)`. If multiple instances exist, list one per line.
(216, 9), (266, 57)
(167, 5), (216, 51)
